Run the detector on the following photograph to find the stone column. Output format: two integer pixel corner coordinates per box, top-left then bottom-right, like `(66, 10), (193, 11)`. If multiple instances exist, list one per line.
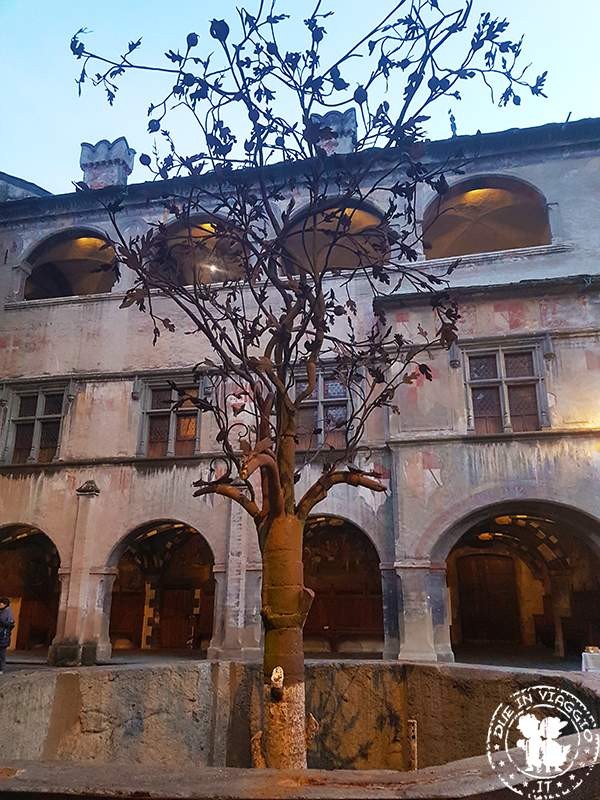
(208, 503), (257, 660)
(48, 479), (101, 666)
(380, 564), (400, 660)
(429, 563), (454, 663)
(49, 569), (71, 656)
(241, 562), (262, 660)
(207, 566), (226, 659)
(8, 263), (31, 302)
(396, 559), (451, 663)
(82, 568), (118, 663)
(550, 571), (571, 658)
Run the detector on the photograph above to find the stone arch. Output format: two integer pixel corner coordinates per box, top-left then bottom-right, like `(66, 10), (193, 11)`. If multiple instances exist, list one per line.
(422, 174), (551, 260)
(0, 523), (61, 651)
(106, 519), (217, 654)
(306, 510), (386, 564)
(0, 515), (68, 566)
(22, 226), (118, 300)
(106, 516), (216, 568)
(101, 502), (227, 571)
(155, 214), (245, 285)
(282, 196), (391, 274)
(431, 499), (600, 663)
(429, 497), (600, 563)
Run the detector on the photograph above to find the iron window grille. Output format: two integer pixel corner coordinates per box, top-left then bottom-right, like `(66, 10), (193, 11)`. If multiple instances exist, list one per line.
(463, 345), (549, 434)
(4, 387), (67, 464)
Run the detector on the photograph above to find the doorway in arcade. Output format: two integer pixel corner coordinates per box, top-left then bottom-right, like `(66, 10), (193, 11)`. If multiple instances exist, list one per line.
(0, 525), (60, 652)
(109, 521), (215, 653)
(447, 508), (600, 664)
(303, 516), (384, 657)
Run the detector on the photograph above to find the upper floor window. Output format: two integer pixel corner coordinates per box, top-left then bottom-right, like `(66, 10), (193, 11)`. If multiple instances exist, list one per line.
(155, 217), (244, 285)
(24, 229), (117, 300)
(5, 387), (65, 463)
(423, 177), (551, 260)
(283, 203), (390, 275)
(140, 381), (204, 458)
(465, 347), (547, 434)
(295, 372), (350, 450)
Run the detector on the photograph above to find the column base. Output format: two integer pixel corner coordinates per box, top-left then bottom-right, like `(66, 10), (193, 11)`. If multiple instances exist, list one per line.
(207, 645), (247, 661)
(435, 647), (455, 663)
(397, 649), (438, 663)
(241, 646), (261, 662)
(48, 640), (83, 666)
(95, 640), (113, 663)
(48, 640), (104, 666)
(398, 647), (455, 663)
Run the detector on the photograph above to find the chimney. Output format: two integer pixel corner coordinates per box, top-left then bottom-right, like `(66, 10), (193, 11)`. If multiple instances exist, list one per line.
(79, 137), (136, 190)
(310, 109), (357, 156)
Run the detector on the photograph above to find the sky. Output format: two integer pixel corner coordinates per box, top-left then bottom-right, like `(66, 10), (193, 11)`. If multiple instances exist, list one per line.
(1, 0), (598, 195)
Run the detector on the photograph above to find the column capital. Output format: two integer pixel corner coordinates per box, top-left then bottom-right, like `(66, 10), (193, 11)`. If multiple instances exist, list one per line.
(76, 479), (100, 496)
(89, 566), (119, 577)
(394, 559), (447, 572)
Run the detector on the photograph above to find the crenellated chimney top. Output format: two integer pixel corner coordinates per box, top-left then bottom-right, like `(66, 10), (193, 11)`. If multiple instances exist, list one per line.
(79, 137), (136, 190)
(310, 109), (357, 156)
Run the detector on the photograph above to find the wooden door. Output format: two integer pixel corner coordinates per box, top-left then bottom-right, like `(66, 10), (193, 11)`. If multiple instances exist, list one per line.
(457, 554), (520, 643)
(160, 589), (194, 648)
(109, 592), (145, 648)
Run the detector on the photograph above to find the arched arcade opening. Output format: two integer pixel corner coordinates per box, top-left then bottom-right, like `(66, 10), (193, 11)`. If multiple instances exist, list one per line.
(109, 521), (215, 654)
(445, 504), (600, 666)
(303, 516), (384, 657)
(24, 229), (118, 300)
(0, 525), (60, 651)
(422, 176), (551, 260)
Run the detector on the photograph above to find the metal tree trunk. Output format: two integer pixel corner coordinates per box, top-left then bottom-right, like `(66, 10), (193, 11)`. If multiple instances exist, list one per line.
(259, 514), (313, 769)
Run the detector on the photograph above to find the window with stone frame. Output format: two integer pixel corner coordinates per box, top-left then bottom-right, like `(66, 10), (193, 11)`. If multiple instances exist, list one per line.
(295, 371), (351, 451)
(140, 380), (204, 458)
(5, 387), (66, 464)
(465, 346), (548, 434)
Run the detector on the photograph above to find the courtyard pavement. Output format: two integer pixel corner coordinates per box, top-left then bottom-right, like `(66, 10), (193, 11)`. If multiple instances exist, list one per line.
(3, 644), (584, 672)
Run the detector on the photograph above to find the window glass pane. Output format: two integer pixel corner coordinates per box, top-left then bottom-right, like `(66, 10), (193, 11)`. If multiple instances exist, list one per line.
(508, 384), (539, 432)
(44, 393), (64, 415)
(295, 380), (317, 401)
(38, 420), (60, 463)
(12, 422), (34, 463)
(175, 414), (197, 456)
(148, 414), (170, 457)
(324, 403), (347, 448)
(151, 389), (172, 410)
(18, 395), (37, 417)
(323, 376), (347, 399)
(471, 387), (502, 434)
(505, 351), (535, 378)
(324, 403), (347, 430)
(297, 405), (318, 449)
(469, 355), (498, 380)
(179, 386), (199, 409)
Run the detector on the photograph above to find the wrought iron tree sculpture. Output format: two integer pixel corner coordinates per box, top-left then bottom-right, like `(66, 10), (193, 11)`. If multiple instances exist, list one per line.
(71, 0), (545, 768)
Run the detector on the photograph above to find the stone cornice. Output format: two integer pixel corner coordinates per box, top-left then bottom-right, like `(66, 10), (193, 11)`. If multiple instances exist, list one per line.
(2, 117), (599, 224)
(387, 427), (600, 447)
(376, 270), (600, 309)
